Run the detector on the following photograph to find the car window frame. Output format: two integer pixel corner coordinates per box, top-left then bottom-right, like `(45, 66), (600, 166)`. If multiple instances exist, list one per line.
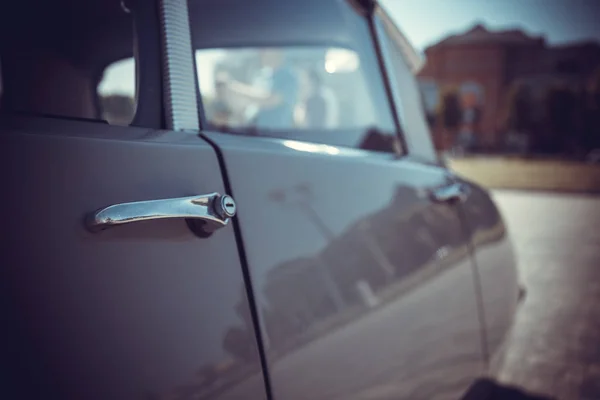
(371, 6), (439, 164)
(362, 7), (409, 157)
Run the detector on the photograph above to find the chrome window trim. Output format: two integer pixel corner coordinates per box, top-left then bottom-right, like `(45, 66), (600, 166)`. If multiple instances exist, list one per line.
(375, 5), (424, 74)
(158, 0), (199, 130)
(372, 13), (407, 132)
(372, 7), (437, 164)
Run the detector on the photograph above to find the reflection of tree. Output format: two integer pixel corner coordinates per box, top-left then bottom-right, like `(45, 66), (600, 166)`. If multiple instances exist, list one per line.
(269, 185), (346, 313)
(149, 285), (263, 400)
(462, 378), (556, 400)
(262, 257), (339, 350)
(458, 181), (505, 241)
(222, 285), (258, 363)
(358, 128), (401, 153)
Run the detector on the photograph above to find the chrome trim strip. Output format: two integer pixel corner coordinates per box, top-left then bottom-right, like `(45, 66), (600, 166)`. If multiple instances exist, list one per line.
(373, 15), (406, 126)
(158, 0), (199, 130)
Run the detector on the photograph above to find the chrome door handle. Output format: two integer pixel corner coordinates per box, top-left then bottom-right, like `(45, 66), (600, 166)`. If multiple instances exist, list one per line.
(86, 192), (237, 234)
(430, 182), (469, 204)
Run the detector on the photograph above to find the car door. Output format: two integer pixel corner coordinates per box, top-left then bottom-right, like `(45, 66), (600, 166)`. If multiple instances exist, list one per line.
(0, 1), (268, 399)
(189, 1), (486, 399)
(371, 4), (521, 368)
(358, 3), (522, 382)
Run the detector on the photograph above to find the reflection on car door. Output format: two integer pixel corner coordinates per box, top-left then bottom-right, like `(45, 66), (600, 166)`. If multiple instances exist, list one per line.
(207, 132), (485, 400)
(371, 11), (520, 366)
(0, 119), (268, 400)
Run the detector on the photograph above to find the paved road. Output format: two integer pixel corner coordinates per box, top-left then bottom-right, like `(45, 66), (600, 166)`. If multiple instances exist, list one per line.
(491, 191), (600, 400)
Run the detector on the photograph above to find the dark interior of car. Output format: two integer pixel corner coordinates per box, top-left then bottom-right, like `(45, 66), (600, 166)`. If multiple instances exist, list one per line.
(0, 0), (161, 127)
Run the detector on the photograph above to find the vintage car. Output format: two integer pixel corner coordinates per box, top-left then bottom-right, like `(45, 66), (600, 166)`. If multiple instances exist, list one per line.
(0, 0), (521, 399)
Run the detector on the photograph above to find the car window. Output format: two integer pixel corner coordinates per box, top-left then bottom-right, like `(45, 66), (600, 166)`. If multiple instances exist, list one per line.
(197, 46), (381, 128)
(98, 58), (136, 125)
(0, 1), (143, 126)
(189, 0), (400, 154)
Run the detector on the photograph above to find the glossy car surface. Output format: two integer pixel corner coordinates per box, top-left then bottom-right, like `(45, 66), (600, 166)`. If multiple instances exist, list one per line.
(0, 0), (520, 399)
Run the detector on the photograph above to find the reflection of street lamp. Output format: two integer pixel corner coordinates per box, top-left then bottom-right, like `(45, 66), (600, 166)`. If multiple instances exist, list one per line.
(358, 219), (396, 280)
(268, 184), (346, 312)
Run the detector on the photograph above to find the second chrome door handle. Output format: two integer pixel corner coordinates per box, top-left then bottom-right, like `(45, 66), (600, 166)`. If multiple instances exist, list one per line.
(430, 182), (469, 204)
(86, 192), (237, 235)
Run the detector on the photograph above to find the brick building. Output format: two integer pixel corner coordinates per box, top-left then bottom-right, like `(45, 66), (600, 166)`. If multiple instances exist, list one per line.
(418, 24), (600, 151)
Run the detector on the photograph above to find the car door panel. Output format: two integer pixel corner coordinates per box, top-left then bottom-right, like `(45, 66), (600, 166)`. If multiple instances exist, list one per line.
(205, 132), (485, 400)
(0, 116), (267, 400)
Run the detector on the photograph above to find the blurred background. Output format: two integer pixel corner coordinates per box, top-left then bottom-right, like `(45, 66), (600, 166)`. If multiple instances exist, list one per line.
(381, 0), (600, 192)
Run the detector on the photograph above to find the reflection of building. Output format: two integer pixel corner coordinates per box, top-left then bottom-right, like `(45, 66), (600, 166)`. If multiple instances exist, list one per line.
(418, 24), (600, 149)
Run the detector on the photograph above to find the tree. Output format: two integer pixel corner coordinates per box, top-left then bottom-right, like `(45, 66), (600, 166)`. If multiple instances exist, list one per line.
(100, 94), (135, 125)
(542, 84), (578, 154)
(506, 82), (534, 133)
(583, 67), (600, 151)
(436, 87), (463, 150)
(504, 82), (534, 153)
(589, 67), (600, 108)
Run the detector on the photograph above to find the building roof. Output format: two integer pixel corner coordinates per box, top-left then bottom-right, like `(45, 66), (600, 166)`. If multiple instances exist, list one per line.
(430, 24), (544, 49)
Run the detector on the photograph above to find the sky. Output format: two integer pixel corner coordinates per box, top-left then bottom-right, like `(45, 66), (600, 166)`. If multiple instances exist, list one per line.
(380, 0), (600, 51)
